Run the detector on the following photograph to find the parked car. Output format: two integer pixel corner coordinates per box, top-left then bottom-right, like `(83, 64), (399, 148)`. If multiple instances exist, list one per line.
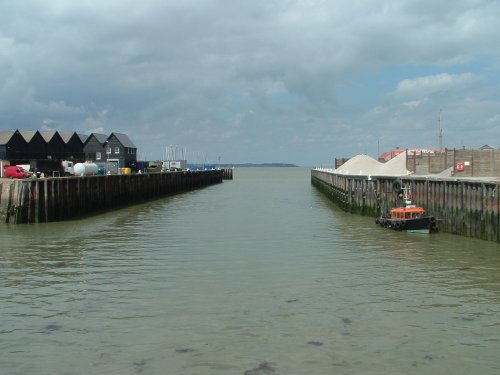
(3, 165), (32, 179)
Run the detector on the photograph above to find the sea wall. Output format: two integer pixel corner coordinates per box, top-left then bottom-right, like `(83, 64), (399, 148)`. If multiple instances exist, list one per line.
(311, 169), (500, 242)
(0, 169), (224, 224)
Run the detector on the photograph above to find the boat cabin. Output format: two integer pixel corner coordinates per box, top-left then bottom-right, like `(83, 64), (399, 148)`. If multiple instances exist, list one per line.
(390, 206), (426, 220)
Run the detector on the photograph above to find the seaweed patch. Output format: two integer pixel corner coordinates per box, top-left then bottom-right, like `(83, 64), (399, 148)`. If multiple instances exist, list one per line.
(175, 348), (194, 353)
(244, 361), (275, 375)
(43, 323), (63, 333)
(133, 359), (147, 373)
(307, 341), (324, 346)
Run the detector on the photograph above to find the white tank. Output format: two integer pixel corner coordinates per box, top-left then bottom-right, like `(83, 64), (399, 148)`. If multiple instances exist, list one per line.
(74, 162), (98, 176)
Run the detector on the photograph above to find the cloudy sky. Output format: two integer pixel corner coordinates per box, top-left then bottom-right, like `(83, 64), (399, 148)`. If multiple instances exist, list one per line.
(1, 0), (500, 165)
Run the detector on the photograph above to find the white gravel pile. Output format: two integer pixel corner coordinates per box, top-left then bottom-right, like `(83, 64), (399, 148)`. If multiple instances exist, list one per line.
(375, 151), (410, 176)
(335, 151), (410, 177)
(335, 154), (380, 175)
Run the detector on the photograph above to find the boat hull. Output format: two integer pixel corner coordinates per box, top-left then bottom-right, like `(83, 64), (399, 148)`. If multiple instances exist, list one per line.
(375, 216), (437, 234)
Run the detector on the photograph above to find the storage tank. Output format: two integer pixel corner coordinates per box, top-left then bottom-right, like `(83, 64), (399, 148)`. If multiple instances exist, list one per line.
(74, 162), (98, 176)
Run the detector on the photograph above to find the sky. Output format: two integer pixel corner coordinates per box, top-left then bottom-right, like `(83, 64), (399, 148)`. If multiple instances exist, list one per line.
(1, 0), (500, 166)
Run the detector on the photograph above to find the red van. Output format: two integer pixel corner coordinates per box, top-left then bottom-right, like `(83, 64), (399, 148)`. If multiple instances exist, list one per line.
(3, 165), (32, 179)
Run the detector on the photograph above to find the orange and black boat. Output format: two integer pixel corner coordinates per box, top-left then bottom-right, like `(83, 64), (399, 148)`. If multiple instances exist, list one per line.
(376, 186), (437, 233)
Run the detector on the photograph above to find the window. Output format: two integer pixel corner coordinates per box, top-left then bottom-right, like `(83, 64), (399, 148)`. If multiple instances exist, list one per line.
(96, 152), (101, 160)
(115, 147), (120, 154)
(106, 146), (111, 154)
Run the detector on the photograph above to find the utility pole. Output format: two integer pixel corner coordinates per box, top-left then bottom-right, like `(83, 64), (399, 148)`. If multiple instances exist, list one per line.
(438, 109), (443, 150)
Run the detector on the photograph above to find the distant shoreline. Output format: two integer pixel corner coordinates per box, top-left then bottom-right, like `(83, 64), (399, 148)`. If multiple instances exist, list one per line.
(219, 163), (298, 168)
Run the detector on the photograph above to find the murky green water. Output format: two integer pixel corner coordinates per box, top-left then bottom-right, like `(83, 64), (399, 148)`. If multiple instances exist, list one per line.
(1, 167), (500, 375)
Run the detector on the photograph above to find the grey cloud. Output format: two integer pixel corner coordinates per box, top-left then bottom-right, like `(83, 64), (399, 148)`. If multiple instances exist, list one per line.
(1, 0), (500, 164)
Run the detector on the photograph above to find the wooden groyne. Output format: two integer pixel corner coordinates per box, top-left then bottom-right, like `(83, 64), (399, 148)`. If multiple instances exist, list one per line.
(311, 169), (500, 243)
(221, 168), (233, 180)
(0, 170), (224, 224)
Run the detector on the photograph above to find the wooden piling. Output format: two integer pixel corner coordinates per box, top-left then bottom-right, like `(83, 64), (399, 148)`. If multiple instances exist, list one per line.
(1, 169), (225, 224)
(221, 168), (233, 180)
(312, 169), (500, 243)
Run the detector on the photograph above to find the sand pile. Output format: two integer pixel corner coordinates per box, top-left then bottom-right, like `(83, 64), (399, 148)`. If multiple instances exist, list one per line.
(335, 151), (410, 177)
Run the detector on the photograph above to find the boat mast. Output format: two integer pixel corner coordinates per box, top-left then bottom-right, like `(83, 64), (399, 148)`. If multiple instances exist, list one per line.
(402, 184), (412, 206)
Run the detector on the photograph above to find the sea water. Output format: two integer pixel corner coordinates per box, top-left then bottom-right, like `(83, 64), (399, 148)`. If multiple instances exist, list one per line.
(1, 167), (500, 374)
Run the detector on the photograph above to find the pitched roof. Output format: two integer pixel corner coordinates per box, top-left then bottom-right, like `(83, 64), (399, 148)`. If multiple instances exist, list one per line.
(84, 133), (108, 145)
(40, 130), (60, 142)
(77, 133), (89, 143)
(480, 144), (495, 150)
(20, 130), (39, 142)
(58, 131), (76, 143)
(109, 132), (136, 148)
(0, 130), (17, 145)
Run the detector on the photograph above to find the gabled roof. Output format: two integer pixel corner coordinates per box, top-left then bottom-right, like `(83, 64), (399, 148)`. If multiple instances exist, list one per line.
(59, 131), (76, 143)
(77, 133), (89, 143)
(480, 144), (495, 150)
(0, 130), (17, 145)
(84, 133), (108, 145)
(20, 130), (40, 142)
(94, 133), (109, 144)
(40, 130), (59, 142)
(109, 132), (136, 148)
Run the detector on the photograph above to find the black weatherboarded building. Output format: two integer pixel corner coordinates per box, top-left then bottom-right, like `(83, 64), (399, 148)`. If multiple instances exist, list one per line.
(58, 132), (85, 160)
(1, 129), (137, 171)
(83, 132), (137, 169)
(105, 133), (137, 169)
(20, 130), (46, 159)
(0, 130), (27, 160)
(83, 133), (108, 163)
(40, 131), (66, 160)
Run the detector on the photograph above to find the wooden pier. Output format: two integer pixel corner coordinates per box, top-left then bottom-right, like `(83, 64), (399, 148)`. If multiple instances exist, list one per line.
(312, 169), (500, 243)
(0, 169), (225, 224)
